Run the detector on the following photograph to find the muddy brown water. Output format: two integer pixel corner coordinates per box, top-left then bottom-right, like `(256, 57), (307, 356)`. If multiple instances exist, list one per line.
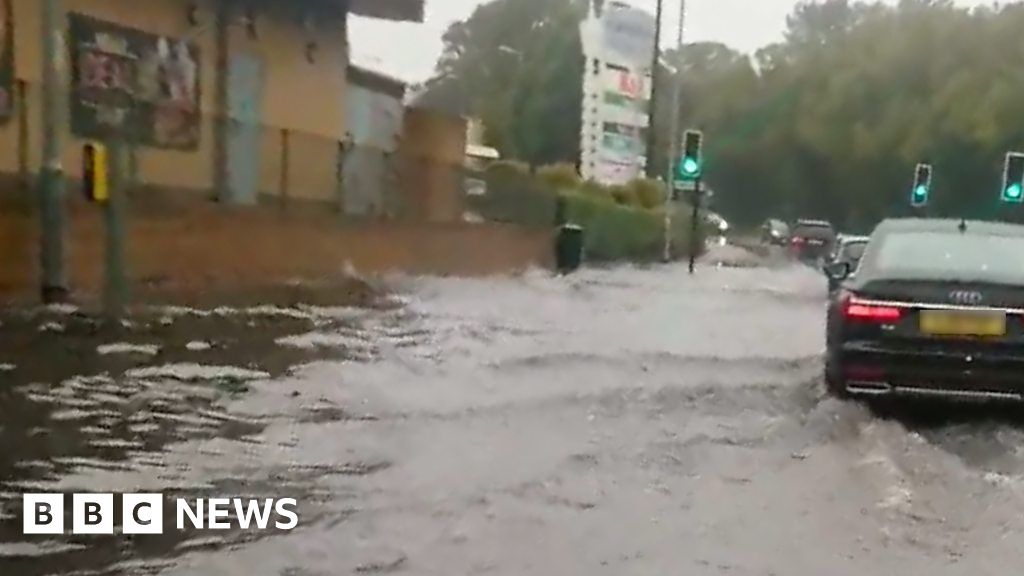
(4, 249), (1024, 575)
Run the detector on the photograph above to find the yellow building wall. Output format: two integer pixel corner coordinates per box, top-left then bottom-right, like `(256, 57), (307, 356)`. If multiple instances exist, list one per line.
(230, 15), (347, 202)
(1, 0), (347, 199)
(399, 109), (467, 222)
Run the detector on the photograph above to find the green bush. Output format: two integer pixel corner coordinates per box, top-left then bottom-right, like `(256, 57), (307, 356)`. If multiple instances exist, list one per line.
(485, 160), (531, 180)
(561, 192), (695, 262)
(628, 178), (667, 209)
(609, 185), (638, 206)
(536, 163), (581, 192)
(469, 160), (700, 261)
(579, 179), (613, 202)
(470, 160), (555, 227)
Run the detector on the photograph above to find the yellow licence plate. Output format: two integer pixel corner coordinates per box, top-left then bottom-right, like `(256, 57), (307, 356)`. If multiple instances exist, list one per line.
(919, 310), (1007, 337)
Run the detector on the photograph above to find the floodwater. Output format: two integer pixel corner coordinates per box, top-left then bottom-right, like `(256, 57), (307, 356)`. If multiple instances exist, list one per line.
(5, 246), (1024, 575)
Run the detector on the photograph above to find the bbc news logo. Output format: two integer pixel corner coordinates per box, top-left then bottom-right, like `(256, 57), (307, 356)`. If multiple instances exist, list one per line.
(22, 494), (299, 535)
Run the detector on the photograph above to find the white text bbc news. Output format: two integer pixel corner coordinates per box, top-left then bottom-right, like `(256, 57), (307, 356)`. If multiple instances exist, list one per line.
(22, 494), (299, 535)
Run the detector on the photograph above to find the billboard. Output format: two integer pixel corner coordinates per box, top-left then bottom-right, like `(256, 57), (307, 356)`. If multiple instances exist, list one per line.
(0, 0), (14, 124)
(601, 5), (657, 68)
(580, 2), (655, 186)
(69, 14), (201, 149)
(601, 65), (648, 114)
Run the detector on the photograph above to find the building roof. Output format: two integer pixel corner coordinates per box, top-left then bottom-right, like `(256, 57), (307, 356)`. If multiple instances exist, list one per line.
(348, 65), (407, 99)
(350, 0), (425, 22)
(232, 0), (424, 24)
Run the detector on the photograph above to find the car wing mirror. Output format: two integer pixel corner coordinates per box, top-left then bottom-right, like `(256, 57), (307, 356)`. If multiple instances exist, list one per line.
(824, 261), (851, 281)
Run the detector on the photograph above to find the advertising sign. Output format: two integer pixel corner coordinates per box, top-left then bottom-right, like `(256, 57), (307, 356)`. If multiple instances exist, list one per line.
(601, 5), (657, 68)
(0, 0), (14, 124)
(580, 1), (655, 185)
(602, 66), (649, 113)
(602, 122), (644, 156)
(69, 14), (201, 149)
(594, 156), (640, 185)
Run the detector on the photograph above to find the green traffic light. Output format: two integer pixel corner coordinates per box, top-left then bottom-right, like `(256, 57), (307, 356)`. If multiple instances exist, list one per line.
(914, 184), (928, 199)
(1006, 182), (1023, 201)
(682, 157), (699, 175)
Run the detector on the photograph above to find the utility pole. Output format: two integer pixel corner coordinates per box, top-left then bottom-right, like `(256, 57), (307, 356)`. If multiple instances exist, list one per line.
(662, 0), (686, 262)
(40, 0), (67, 303)
(103, 138), (128, 318)
(644, 0), (664, 178)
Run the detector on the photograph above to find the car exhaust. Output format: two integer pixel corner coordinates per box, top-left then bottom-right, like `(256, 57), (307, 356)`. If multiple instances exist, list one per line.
(894, 386), (1024, 402)
(845, 381), (893, 395)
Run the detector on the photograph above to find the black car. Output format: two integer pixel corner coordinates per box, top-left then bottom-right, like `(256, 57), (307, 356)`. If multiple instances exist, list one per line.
(824, 235), (869, 291)
(790, 219), (837, 262)
(825, 218), (1024, 401)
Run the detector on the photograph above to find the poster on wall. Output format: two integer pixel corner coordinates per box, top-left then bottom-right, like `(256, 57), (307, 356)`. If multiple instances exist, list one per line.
(0, 0), (15, 124)
(69, 13), (201, 149)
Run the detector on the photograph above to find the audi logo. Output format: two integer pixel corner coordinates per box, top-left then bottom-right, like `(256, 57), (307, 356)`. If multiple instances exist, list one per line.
(949, 290), (983, 305)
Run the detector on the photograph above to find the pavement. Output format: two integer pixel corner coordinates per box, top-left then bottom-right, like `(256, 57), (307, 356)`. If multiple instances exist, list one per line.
(4, 244), (1024, 575)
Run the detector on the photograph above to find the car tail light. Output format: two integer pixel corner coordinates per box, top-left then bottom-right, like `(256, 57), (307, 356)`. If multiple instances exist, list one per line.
(842, 295), (902, 322)
(791, 236), (805, 245)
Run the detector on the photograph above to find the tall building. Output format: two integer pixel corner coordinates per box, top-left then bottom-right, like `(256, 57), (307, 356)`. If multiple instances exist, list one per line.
(579, 0), (657, 185)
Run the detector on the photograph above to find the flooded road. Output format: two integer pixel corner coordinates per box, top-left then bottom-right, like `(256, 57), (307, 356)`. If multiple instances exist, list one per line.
(5, 249), (1024, 574)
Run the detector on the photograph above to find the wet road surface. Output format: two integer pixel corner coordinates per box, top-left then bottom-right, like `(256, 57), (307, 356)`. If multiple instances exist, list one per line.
(5, 248), (1024, 574)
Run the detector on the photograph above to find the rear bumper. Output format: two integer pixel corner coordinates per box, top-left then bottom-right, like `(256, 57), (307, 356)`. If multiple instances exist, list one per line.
(792, 245), (829, 260)
(836, 341), (1024, 401)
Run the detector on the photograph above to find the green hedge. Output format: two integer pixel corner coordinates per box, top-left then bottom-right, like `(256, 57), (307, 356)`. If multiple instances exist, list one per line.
(465, 163), (557, 227)
(561, 192), (695, 262)
(464, 162), (700, 262)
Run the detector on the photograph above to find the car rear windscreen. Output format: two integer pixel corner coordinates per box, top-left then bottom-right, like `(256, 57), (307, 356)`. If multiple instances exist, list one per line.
(872, 231), (1024, 284)
(793, 224), (834, 239)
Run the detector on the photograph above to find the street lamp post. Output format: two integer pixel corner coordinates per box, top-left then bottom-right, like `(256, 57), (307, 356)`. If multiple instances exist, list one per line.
(663, 0), (686, 263)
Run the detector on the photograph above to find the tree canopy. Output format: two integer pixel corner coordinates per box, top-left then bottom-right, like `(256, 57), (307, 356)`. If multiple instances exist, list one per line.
(421, 0), (1024, 229)
(416, 0), (586, 166)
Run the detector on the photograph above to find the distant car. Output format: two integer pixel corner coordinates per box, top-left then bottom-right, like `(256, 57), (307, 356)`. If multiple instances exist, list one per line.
(790, 219), (837, 262)
(824, 235), (869, 291)
(760, 219), (790, 246)
(824, 218), (1024, 402)
(705, 212), (729, 234)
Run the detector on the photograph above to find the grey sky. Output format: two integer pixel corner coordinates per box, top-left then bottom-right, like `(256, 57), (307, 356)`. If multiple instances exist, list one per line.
(349, 0), (987, 83)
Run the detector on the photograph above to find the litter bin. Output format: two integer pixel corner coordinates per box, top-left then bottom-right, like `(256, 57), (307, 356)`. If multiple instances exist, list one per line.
(556, 224), (584, 274)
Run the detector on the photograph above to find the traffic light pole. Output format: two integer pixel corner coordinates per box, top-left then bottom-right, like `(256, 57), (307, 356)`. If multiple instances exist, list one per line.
(645, 0), (663, 178)
(662, 0), (686, 263)
(689, 178), (701, 275)
(40, 0), (67, 303)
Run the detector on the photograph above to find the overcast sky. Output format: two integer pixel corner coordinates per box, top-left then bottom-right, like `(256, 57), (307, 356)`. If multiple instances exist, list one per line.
(349, 0), (988, 83)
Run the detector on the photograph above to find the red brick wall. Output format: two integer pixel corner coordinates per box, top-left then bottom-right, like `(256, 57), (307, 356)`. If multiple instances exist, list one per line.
(0, 194), (554, 305)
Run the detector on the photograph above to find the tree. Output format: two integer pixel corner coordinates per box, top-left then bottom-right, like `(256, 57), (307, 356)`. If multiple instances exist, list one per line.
(416, 0), (586, 166)
(424, 0), (1024, 231)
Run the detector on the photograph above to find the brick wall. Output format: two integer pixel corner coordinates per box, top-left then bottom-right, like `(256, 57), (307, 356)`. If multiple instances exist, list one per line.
(0, 191), (555, 305)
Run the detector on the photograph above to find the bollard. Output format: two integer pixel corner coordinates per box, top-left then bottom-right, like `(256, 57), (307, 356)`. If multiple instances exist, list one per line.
(556, 224), (584, 275)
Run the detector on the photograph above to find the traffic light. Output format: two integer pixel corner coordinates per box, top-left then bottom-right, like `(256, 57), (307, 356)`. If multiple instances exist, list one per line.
(677, 129), (703, 182)
(1003, 152), (1024, 204)
(911, 163), (932, 207)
